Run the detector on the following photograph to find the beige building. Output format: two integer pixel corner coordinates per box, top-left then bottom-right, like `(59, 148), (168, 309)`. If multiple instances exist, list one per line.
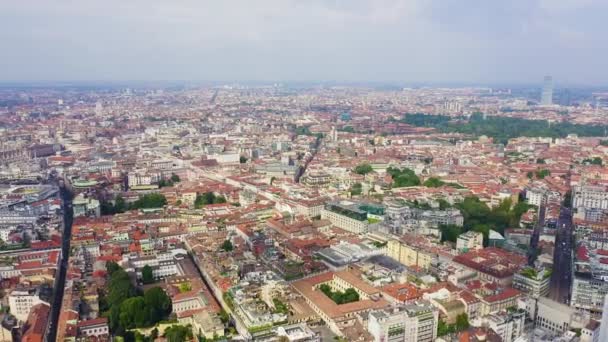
(456, 231), (483, 252)
(387, 239), (435, 269)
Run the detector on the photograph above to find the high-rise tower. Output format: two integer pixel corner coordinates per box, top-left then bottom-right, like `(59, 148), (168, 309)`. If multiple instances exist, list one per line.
(541, 76), (553, 106)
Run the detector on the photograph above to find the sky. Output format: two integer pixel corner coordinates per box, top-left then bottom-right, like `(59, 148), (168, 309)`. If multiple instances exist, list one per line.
(1, 0), (607, 85)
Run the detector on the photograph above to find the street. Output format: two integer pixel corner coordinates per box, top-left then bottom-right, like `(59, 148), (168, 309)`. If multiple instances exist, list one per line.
(46, 184), (74, 342)
(549, 207), (573, 304)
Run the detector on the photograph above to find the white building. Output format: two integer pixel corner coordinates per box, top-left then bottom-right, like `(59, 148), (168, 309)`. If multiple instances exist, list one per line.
(321, 201), (369, 234)
(478, 311), (525, 342)
(456, 231), (483, 252)
(532, 297), (589, 335)
(8, 287), (46, 322)
(571, 275), (608, 315)
(573, 185), (608, 210)
(526, 187), (547, 207)
(512, 267), (551, 298)
(367, 303), (438, 342)
(72, 194), (101, 218)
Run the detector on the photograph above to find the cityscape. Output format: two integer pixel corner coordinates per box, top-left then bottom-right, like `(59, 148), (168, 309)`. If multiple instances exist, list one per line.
(2, 1), (608, 342)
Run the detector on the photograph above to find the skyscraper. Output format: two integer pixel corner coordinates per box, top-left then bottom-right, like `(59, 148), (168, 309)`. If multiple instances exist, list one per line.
(541, 76), (553, 106)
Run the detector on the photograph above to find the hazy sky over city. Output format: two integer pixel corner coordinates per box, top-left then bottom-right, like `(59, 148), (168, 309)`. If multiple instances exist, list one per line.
(1, 0), (607, 85)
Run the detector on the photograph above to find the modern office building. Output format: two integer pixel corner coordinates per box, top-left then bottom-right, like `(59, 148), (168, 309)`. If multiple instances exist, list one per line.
(321, 201), (371, 234)
(541, 76), (553, 106)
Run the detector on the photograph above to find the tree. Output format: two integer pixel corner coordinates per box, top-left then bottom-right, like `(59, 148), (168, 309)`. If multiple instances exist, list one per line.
(158, 179), (173, 188)
(350, 182), (363, 196)
(142, 265), (154, 284)
(401, 112), (607, 143)
(527, 171), (534, 179)
(440, 224), (463, 243)
(107, 261), (121, 276)
(455, 313), (470, 331)
(423, 177), (445, 188)
(437, 319), (453, 336)
(129, 193), (167, 209)
(536, 158), (546, 164)
(239, 156), (248, 164)
(437, 199), (451, 210)
(108, 269), (136, 307)
(144, 287), (172, 324)
(535, 169), (550, 179)
(114, 196), (127, 213)
(387, 167), (420, 187)
(194, 192), (226, 208)
(221, 239), (233, 252)
(106, 268), (136, 332)
(218, 309), (230, 324)
(319, 284), (360, 304)
(582, 157), (603, 166)
(354, 163), (373, 175)
(119, 297), (148, 329)
(150, 328), (159, 340)
(170, 173), (180, 182)
(164, 325), (193, 342)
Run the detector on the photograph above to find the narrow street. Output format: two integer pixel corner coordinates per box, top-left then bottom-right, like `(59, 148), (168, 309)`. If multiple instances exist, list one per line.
(46, 184), (74, 341)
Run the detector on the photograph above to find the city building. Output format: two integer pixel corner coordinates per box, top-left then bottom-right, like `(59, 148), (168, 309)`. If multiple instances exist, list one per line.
(321, 201), (370, 234)
(456, 231), (484, 252)
(541, 76), (553, 106)
(512, 267), (551, 298)
(8, 286), (47, 322)
(367, 303), (439, 342)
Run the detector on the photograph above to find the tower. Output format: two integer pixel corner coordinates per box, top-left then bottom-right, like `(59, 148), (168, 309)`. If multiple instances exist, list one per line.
(541, 76), (553, 106)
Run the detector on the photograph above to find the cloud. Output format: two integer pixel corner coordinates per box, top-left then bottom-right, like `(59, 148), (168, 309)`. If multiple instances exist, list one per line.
(0, 0), (606, 85)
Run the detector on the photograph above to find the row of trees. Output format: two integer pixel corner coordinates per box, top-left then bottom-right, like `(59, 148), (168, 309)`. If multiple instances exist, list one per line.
(401, 112), (607, 145)
(101, 193), (168, 215)
(158, 174), (181, 188)
(103, 262), (172, 336)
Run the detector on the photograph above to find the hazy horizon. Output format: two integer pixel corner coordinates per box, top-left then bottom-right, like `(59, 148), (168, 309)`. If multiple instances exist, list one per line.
(1, 1), (607, 85)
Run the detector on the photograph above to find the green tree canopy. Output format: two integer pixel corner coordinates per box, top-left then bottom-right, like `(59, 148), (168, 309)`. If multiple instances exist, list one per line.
(350, 182), (363, 196)
(354, 163), (373, 175)
(423, 177), (445, 188)
(144, 287), (172, 323)
(164, 325), (193, 342)
(221, 239), (233, 252)
(387, 167), (420, 187)
(130, 193), (167, 209)
(194, 192), (227, 208)
(142, 265), (154, 284)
